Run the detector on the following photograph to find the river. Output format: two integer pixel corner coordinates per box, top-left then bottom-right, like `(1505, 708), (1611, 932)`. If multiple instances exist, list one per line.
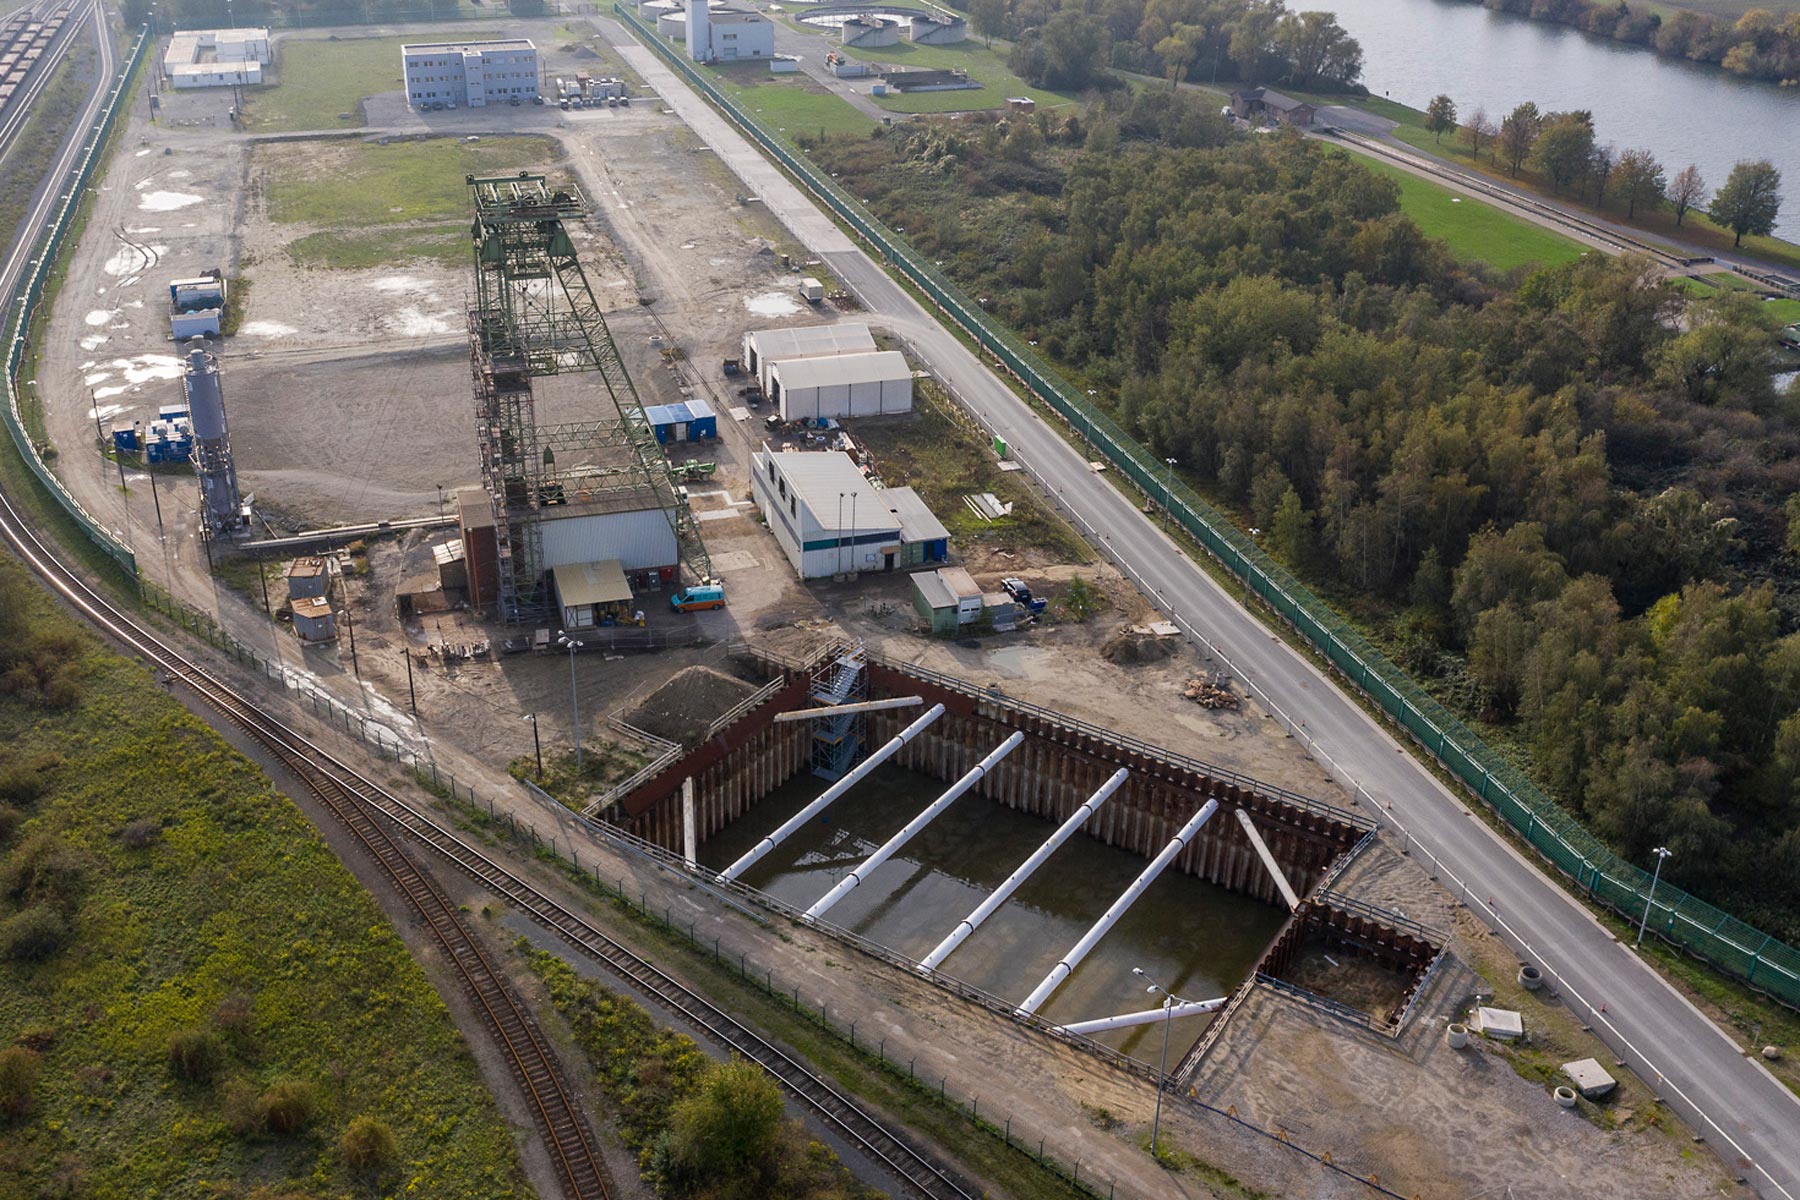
(1322, 0), (1800, 240)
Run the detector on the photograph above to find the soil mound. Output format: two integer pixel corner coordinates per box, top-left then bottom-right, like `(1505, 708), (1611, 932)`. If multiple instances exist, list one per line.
(624, 665), (758, 744)
(1100, 629), (1178, 666)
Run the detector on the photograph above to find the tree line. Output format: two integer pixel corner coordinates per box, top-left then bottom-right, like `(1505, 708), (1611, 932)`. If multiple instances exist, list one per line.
(956, 0), (1364, 94)
(1422, 93), (1784, 247)
(1457, 0), (1800, 87)
(813, 94), (1800, 939)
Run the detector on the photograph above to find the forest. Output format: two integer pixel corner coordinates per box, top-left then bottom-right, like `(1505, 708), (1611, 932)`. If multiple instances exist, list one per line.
(810, 91), (1800, 939)
(1458, 0), (1800, 88)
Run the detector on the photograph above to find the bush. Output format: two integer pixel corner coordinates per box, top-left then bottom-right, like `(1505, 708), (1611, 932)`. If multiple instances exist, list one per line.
(340, 1114), (399, 1171)
(0, 1047), (40, 1120)
(214, 990), (254, 1037)
(256, 1079), (317, 1135)
(118, 817), (162, 849)
(662, 1059), (783, 1186)
(0, 805), (22, 844)
(0, 832), (86, 907)
(0, 905), (67, 961)
(0, 766), (43, 804)
(167, 1029), (225, 1083)
(221, 1075), (261, 1135)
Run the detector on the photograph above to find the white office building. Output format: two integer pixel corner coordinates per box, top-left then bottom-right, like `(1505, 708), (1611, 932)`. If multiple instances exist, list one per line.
(162, 27), (270, 88)
(752, 449), (950, 578)
(402, 39), (539, 109)
(675, 0), (774, 62)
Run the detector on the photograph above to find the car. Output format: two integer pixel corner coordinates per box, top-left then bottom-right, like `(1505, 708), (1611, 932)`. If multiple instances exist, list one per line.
(509, 96), (521, 106)
(532, 95), (545, 105)
(559, 98), (570, 110)
(619, 95), (630, 107)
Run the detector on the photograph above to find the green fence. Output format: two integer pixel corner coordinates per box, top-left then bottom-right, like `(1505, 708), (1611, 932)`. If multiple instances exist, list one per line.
(612, 2), (1800, 1008)
(2, 27), (148, 580)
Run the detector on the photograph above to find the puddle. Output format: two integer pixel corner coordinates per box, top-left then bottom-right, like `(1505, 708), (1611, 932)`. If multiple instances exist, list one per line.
(78, 335), (109, 350)
(110, 354), (182, 384)
(390, 307), (451, 336)
(166, 169), (191, 179)
(91, 402), (129, 422)
(134, 148), (150, 157)
(83, 372), (112, 386)
(94, 385), (129, 399)
(239, 320), (297, 337)
(744, 290), (803, 317)
(138, 191), (204, 212)
(680, 240), (697, 249)
(125, 227), (160, 234)
(84, 310), (115, 327)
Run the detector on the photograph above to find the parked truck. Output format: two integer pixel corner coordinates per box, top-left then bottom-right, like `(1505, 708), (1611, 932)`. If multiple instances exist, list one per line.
(799, 276), (824, 303)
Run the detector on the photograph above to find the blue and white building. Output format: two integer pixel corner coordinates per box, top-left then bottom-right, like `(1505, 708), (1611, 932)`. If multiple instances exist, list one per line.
(402, 39), (539, 108)
(752, 448), (949, 579)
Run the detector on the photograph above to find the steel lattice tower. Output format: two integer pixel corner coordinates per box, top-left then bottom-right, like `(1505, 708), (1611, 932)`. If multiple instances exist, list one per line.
(466, 172), (710, 621)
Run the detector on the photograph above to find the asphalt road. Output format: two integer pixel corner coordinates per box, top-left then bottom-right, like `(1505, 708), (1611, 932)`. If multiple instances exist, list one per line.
(601, 22), (1800, 1198)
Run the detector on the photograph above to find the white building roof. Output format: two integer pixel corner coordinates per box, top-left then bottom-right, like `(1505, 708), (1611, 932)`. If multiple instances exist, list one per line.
(765, 450), (890, 528)
(882, 486), (948, 543)
(555, 559), (632, 607)
(913, 571), (958, 610)
(772, 350), (909, 391)
(403, 38), (536, 52)
(748, 322), (875, 360)
(936, 566), (981, 600)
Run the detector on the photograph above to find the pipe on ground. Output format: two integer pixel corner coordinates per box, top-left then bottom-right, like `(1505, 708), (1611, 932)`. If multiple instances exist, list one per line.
(917, 767), (1129, 974)
(806, 732), (1024, 920)
(1234, 807), (1300, 911)
(1015, 798), (1220, 1017)
(1055, 996), (1228, 1037)
(718, 703), (945, 882)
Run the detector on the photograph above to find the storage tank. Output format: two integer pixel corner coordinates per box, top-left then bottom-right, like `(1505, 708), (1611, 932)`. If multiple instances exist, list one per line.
(182, 341), (227, 439)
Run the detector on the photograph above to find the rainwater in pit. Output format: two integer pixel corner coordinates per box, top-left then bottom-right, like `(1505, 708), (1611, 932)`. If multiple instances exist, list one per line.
(701, 763), (1289, 1063)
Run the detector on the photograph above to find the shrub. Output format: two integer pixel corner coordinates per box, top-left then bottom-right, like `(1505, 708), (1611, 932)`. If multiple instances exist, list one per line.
(0, 1047), (40, 1120)
(256, 1079), (317, 1135)
(118, 817), (162, 849)
(167, 1029), (225, 1083)
(221, 1075), (261, 1135)
(340, 1114), (399, 1171)
(1, 905), (67, 961)
(0, 832), (86, 908)
(662, 1058), (783, 1185)
(214, 990), (254, 1036)
(0, 766), (43, 804)
(0, 805), (21, 843)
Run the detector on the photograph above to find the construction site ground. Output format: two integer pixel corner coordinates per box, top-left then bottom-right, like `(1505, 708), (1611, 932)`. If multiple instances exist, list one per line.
(21, 18), (1745, 1200)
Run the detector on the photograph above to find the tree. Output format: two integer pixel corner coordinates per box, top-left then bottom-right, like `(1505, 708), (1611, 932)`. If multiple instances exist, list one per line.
(1710, 159), (1783, 246)
(1270, 487), (1316, 570)
(341, 1115), (399, 1172)
(1589, 142), (1617, 207)
(1614, 148), (1667, 219)
(1155, 24), (1201, 90)
(663, 1059), (784, 1184)
(1531, 113), (1596, 194)
(969, 0), (1007, 48)
(1668, 163), (1708, 227)
(1498, 101), (1541, 177)
(1012, 10), (1108, 92)
(1425, 94), (1457, 144)
(1462, 106), (1496, 161)
(1274, 10), (1362, 88)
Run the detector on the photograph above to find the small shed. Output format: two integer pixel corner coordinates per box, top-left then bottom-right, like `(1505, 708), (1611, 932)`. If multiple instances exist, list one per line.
(1561, 1058), (1618, 1098)
(912, 571), (961, 633)
(1006, 96), (1035, 113)
(554, 559), (635, 630)
(936, 566), (983, 625)
(433, 539), (469, 591)
(291, 596), (337, 643)
(286, 555), (336, 601)
(644, 397), (718, 443)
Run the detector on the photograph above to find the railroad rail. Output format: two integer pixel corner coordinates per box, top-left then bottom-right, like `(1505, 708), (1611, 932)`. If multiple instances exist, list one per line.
(0, 371), (976, 1200)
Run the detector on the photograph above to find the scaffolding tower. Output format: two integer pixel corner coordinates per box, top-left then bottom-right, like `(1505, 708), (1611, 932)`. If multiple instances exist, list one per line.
(809, 642), (869, 780)
(466, 171), (710, 621)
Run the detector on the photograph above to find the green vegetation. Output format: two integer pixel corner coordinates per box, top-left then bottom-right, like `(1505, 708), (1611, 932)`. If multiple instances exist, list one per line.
(849, 380), (1091, 562)
(816, 89), (1800, 942)
(1456, 0), (1800, 86)
(525, 946), (879, 1198)
(257, 135), (555, 269)
(706, 63), (877, 139)
(507, 747), (648, 810)
(0, 558), (529, 1197)
(240, 32), (467, 132)
(1346, 153), (1586, 271)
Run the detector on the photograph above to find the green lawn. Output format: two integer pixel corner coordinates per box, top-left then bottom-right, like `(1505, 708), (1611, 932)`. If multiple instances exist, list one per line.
(706, 62), (878, 138)
(0, 559), (527, 1197)
(240, 31), (484, 132)
(1764, 297), (1800, 323)
(1346, 152), (1588, 271)
(285, 226), (470, 270)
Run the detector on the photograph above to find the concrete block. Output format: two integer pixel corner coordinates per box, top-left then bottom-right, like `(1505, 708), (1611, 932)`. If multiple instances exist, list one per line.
(1562, 1057), (1617, 1098)
(1476, 1006), (1523, 1041)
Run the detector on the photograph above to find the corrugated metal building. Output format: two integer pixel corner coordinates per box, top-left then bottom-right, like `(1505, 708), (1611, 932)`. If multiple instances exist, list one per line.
(769, 351), (913, 422)
(752, 448), (949, 579)
(540, 484), (680, 590)
(553, 559), (635, 629)
(644, 397), (718, 443)
(742, 322), (876, 395)
(286, 556), (335, 601)
(291, 597), (337, 643)
(457, 490), (501, 613)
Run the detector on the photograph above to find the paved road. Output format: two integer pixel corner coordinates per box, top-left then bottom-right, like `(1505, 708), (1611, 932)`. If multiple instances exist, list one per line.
(600, 20), (1800, 1198)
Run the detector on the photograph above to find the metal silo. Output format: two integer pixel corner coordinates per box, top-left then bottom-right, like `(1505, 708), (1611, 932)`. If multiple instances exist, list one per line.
(181, 339), (245, 535)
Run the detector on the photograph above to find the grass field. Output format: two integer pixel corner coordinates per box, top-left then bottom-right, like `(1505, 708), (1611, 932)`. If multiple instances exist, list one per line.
(707, 62), (878, 138)
(1321, 92), (1800, 275)
(1345, 152), (1589, 271)
(258, 135), (555, 267)
(0, 559), (528, 1197)
(239, 31), (474, 132)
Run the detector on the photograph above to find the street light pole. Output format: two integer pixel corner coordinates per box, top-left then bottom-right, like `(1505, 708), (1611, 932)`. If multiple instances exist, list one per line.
(524, 713), (543, 778)
(1636, 846), (1672, 949)
(557, 633), (585, 771)
(1132, 966), (1188, 1158)
(1163, 457), (1177, 530)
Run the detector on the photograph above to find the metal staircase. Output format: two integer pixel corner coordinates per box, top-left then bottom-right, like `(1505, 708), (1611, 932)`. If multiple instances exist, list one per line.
(809, 642), (868, 781)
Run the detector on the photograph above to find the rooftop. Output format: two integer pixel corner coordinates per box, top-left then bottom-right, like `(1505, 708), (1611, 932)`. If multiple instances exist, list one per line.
(763, 450), (888, 519)
(710, 10), (769, 23)
(747, 322), (875, 360)
(287, 556), (331, 579)
(770, 350), (909, 390)
(936, 566), (980, 599)
(555, 559), (632, 607)
(883, 485), (948, 544)
(542, 480), (675, 520)
(402, 38), (536, 53)
(643, 397), (717, 426)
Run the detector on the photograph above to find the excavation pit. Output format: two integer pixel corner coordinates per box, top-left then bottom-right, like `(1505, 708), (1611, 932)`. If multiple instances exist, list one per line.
(604, 646), (1438, 1063)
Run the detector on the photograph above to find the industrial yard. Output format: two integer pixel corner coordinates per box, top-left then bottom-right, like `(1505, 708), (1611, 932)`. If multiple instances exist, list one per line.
(10, 14), (1755, 1200)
